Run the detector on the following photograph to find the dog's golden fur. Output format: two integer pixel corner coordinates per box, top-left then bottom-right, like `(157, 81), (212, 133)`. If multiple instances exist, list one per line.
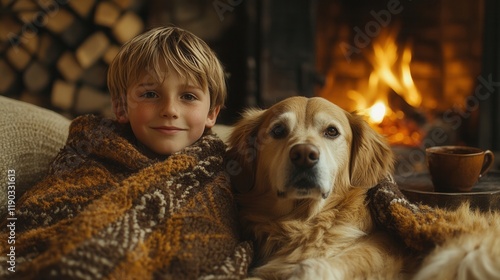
(226, 96), (500, 279)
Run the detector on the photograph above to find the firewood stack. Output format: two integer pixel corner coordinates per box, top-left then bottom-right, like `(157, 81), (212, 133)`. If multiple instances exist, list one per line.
(0, 0), (145, 117)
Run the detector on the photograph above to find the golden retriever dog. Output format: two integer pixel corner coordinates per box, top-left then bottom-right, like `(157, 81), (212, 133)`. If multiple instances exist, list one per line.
(226, 96), (500, 279)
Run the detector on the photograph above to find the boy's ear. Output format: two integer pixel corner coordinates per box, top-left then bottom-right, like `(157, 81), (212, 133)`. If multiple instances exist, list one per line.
(205, 106), (220, 128)
(113, 99), (129, 123)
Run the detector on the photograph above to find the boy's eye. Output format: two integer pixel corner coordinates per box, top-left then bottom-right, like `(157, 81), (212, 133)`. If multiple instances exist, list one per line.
(181, 93), (198, 101)
(140, 91), (158, 98)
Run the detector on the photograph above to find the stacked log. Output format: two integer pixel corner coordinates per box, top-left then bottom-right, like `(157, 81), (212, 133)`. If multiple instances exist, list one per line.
(0, 0), (146, 116)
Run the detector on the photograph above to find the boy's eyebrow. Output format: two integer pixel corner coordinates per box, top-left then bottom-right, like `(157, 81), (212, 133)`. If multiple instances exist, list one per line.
(133, 82), (205, 91)
(183, 84), (202, 89)
(180, 83), (206, 92)
(136, 82), (157, 88)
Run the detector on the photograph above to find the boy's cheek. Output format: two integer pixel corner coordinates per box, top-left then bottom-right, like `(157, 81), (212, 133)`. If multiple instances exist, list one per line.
(126, 95), (140, 110)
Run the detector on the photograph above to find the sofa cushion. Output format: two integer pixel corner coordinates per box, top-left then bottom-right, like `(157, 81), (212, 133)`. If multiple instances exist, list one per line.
(0, 96), (70, 217)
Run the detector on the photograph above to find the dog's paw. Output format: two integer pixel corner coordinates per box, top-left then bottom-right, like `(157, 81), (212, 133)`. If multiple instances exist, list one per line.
(288, 258), (342, 280)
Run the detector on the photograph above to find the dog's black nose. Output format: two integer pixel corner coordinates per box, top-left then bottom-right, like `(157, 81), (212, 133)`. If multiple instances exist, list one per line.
(289, 144), (320, 168)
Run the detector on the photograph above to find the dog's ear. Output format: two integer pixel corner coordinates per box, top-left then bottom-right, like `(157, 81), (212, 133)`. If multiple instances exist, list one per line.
(347, 112), (394, 187)
(225, 108), (266, 194)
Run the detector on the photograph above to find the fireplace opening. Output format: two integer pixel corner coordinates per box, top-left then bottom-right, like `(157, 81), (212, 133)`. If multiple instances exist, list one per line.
(315, 0), (484, 148)
(244, 0), (499, 176)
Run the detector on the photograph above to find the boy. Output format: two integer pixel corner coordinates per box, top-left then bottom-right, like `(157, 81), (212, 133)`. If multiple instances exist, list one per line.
(0, 27), (252, 279)
(109, 26), (226, 156)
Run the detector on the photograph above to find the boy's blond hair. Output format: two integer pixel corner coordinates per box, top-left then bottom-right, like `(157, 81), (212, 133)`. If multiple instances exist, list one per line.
(108, 26), (226, 118)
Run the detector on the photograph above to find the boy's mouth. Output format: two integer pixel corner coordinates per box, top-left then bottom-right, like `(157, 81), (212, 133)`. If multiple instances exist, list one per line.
(151, 126), (185, 134)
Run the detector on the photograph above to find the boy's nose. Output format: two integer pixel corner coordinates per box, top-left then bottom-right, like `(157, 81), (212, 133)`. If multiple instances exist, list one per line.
(160, 99), (178, 119)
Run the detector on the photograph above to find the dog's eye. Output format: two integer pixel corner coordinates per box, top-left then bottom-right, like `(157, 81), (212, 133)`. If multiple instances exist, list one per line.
(325, 126), (340, 138)
(270, 123), (288, 139)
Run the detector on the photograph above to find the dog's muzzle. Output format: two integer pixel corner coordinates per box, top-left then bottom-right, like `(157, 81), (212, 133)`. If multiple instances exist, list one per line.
(283, 144), (329, 199)
(290, 143), (320, 169)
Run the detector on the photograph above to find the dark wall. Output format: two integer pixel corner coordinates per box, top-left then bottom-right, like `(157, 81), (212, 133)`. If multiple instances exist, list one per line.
(479, 0), (500, 150)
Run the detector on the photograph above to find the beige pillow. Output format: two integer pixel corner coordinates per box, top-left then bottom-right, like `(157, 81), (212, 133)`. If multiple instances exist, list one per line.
(0, 96), (70, 217)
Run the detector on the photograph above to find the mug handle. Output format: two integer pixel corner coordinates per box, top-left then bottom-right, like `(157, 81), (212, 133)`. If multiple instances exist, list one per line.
(480, 150), (495, 177)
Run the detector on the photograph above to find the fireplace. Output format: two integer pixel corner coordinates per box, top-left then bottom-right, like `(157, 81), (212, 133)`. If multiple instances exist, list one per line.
(241, 0), (500, 175)
(249, 0), (485, 147)
(317, 0), (486, 148)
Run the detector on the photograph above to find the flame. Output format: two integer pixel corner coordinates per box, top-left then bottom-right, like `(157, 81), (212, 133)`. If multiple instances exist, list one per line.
(351, 29), (423, 146)
(318, 27), (425, 146)
(370, 36), (421, 107)
(368, 101), (386, 124)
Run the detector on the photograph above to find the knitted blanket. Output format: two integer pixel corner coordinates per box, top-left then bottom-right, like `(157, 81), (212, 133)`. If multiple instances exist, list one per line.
(0, 115), (252, 279)
(367, 176), (484, 252)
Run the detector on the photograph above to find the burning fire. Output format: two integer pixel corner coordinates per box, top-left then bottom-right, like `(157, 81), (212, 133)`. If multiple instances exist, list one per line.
(349, 30), (425, 146)
(370, 35), (422, 108)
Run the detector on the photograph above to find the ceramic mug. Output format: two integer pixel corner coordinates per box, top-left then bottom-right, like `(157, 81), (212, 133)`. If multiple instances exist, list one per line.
(426, 146), (495, 192)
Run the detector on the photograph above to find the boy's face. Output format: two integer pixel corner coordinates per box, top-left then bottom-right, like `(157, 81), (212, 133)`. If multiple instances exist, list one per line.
(120, 71), (219, 155)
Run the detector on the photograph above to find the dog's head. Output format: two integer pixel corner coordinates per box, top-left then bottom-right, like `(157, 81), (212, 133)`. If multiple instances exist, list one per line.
(226, 97), (393, 211)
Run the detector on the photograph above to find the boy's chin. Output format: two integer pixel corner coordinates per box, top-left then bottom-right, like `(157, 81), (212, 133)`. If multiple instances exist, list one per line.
(136, 142), (176, 159)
